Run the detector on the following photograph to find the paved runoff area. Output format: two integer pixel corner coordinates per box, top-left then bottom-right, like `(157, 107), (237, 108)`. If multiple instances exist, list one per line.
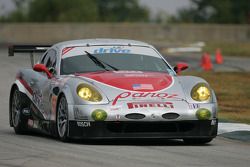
(218, 123), (250, 134)
(218, 123), (250, 142)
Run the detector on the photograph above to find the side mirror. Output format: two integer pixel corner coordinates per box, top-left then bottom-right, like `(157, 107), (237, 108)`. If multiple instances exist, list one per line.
(174, 62), (188, 74)
(33, 64), (53, 79)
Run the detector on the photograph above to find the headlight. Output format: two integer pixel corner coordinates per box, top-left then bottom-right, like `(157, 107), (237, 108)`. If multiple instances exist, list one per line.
(77, 84), (102, 102)
(191, 83), (211, 101)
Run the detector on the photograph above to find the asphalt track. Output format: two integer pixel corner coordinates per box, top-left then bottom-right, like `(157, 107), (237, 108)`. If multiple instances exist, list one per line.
(0, 48), (250, 167)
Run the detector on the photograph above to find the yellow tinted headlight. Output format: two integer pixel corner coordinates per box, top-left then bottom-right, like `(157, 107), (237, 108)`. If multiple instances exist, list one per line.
(191, 83), (211, 101)
(77, 84), (102, 102)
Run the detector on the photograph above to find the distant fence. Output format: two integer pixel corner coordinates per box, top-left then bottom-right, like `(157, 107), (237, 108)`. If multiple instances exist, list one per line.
(0, 23), (250, 45)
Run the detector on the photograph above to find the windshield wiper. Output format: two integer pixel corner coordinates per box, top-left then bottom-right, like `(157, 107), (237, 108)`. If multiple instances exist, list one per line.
(85, 51), (108, 71)
(84, 51), (119, 71)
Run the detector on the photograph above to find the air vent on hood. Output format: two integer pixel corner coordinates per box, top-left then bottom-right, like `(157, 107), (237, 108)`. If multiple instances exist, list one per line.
(125, 113), (145, 120)
(162, 113), (180, 119)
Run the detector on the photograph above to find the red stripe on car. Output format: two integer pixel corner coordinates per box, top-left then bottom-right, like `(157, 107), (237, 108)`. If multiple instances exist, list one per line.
(62, 47), (75, 56)
(17, 77), (33, 95)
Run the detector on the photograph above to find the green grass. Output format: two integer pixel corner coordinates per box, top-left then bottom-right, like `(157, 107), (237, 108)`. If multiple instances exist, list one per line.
(184, 72), (250, 124)
(204, 42), (250, 57)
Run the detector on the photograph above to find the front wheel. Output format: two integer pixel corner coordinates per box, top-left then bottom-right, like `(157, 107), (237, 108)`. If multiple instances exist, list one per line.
(56, 95), (69, 142)
(183, 138), (213, 145)
(10, 88), (29, 134)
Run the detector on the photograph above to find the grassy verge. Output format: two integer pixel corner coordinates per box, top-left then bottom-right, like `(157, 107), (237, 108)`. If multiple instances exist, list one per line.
(204, 42), (250, 57)
(184, 72), (250, 124)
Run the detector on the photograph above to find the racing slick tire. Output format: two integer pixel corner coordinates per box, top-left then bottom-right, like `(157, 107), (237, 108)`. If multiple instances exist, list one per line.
(56, 95), (70, 142)
(10, 88), (29, 134)
(183, 138), (213, 145)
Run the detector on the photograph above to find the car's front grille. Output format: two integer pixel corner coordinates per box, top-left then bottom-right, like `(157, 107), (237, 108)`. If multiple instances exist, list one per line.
(106, 122), (195, 133)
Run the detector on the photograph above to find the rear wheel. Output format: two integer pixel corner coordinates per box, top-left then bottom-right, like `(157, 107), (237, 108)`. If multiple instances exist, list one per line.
(183, 138), (213, 145)
(10, 88), (29, 134)
(56, 95), (69, 142)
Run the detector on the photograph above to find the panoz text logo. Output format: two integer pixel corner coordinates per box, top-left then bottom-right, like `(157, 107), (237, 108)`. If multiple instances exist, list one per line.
(112, 92), (178, 105)
(94, 47), (131, 54)
(127, 102), (174, 109)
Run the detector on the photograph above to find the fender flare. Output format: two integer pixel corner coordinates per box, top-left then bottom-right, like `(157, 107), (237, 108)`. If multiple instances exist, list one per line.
(9, 81), (32, 127)
(14, 79), (33, 99)
(56, 84), (75, 120)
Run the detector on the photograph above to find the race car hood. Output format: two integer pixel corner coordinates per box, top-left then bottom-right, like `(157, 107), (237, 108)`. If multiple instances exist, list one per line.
(75, 71), (187, 103)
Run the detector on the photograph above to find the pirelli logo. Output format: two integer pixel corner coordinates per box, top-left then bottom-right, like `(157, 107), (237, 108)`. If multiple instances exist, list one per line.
(127, 102), (174, 109)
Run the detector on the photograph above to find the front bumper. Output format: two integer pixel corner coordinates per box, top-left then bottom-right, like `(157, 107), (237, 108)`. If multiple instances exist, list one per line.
(68, 119), (218, 139)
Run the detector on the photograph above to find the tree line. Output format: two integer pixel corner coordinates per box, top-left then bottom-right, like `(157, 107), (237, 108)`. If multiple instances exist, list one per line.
(1, 0), (149, 22)
(1, 0), (250, 24)
(172, 0), (250, 24)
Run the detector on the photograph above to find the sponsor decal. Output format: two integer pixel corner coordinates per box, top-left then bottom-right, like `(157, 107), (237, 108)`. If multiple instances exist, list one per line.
(112, 92), (178, 105)
(94, 47), (131, 54)
(32, 88), (44, 112)
(77, 121), (91, 127)
(22, 108), (30, 115)
(17, 77), (33, 95)
(132, 84), (154, 90)
(189, 103), (200, 109)
(127, 102), (174, 109)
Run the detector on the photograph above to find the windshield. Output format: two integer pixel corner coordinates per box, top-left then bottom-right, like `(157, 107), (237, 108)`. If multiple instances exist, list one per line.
(60, 46), (174, 75)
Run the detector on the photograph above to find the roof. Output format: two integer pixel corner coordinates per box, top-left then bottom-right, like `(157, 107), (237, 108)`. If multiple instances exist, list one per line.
(53, 38), (153, 49)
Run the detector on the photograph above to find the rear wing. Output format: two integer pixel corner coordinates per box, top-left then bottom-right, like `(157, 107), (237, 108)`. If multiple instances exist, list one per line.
(8, 45), (51, 66)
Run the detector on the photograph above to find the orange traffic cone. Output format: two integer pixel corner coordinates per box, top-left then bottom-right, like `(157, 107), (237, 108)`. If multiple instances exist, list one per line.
(201, 52), (213, 71)
(215, 48), (223, 64)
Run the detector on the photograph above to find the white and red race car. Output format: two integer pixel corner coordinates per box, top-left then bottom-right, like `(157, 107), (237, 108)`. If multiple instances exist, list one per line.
(9, 39), (218, 143)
